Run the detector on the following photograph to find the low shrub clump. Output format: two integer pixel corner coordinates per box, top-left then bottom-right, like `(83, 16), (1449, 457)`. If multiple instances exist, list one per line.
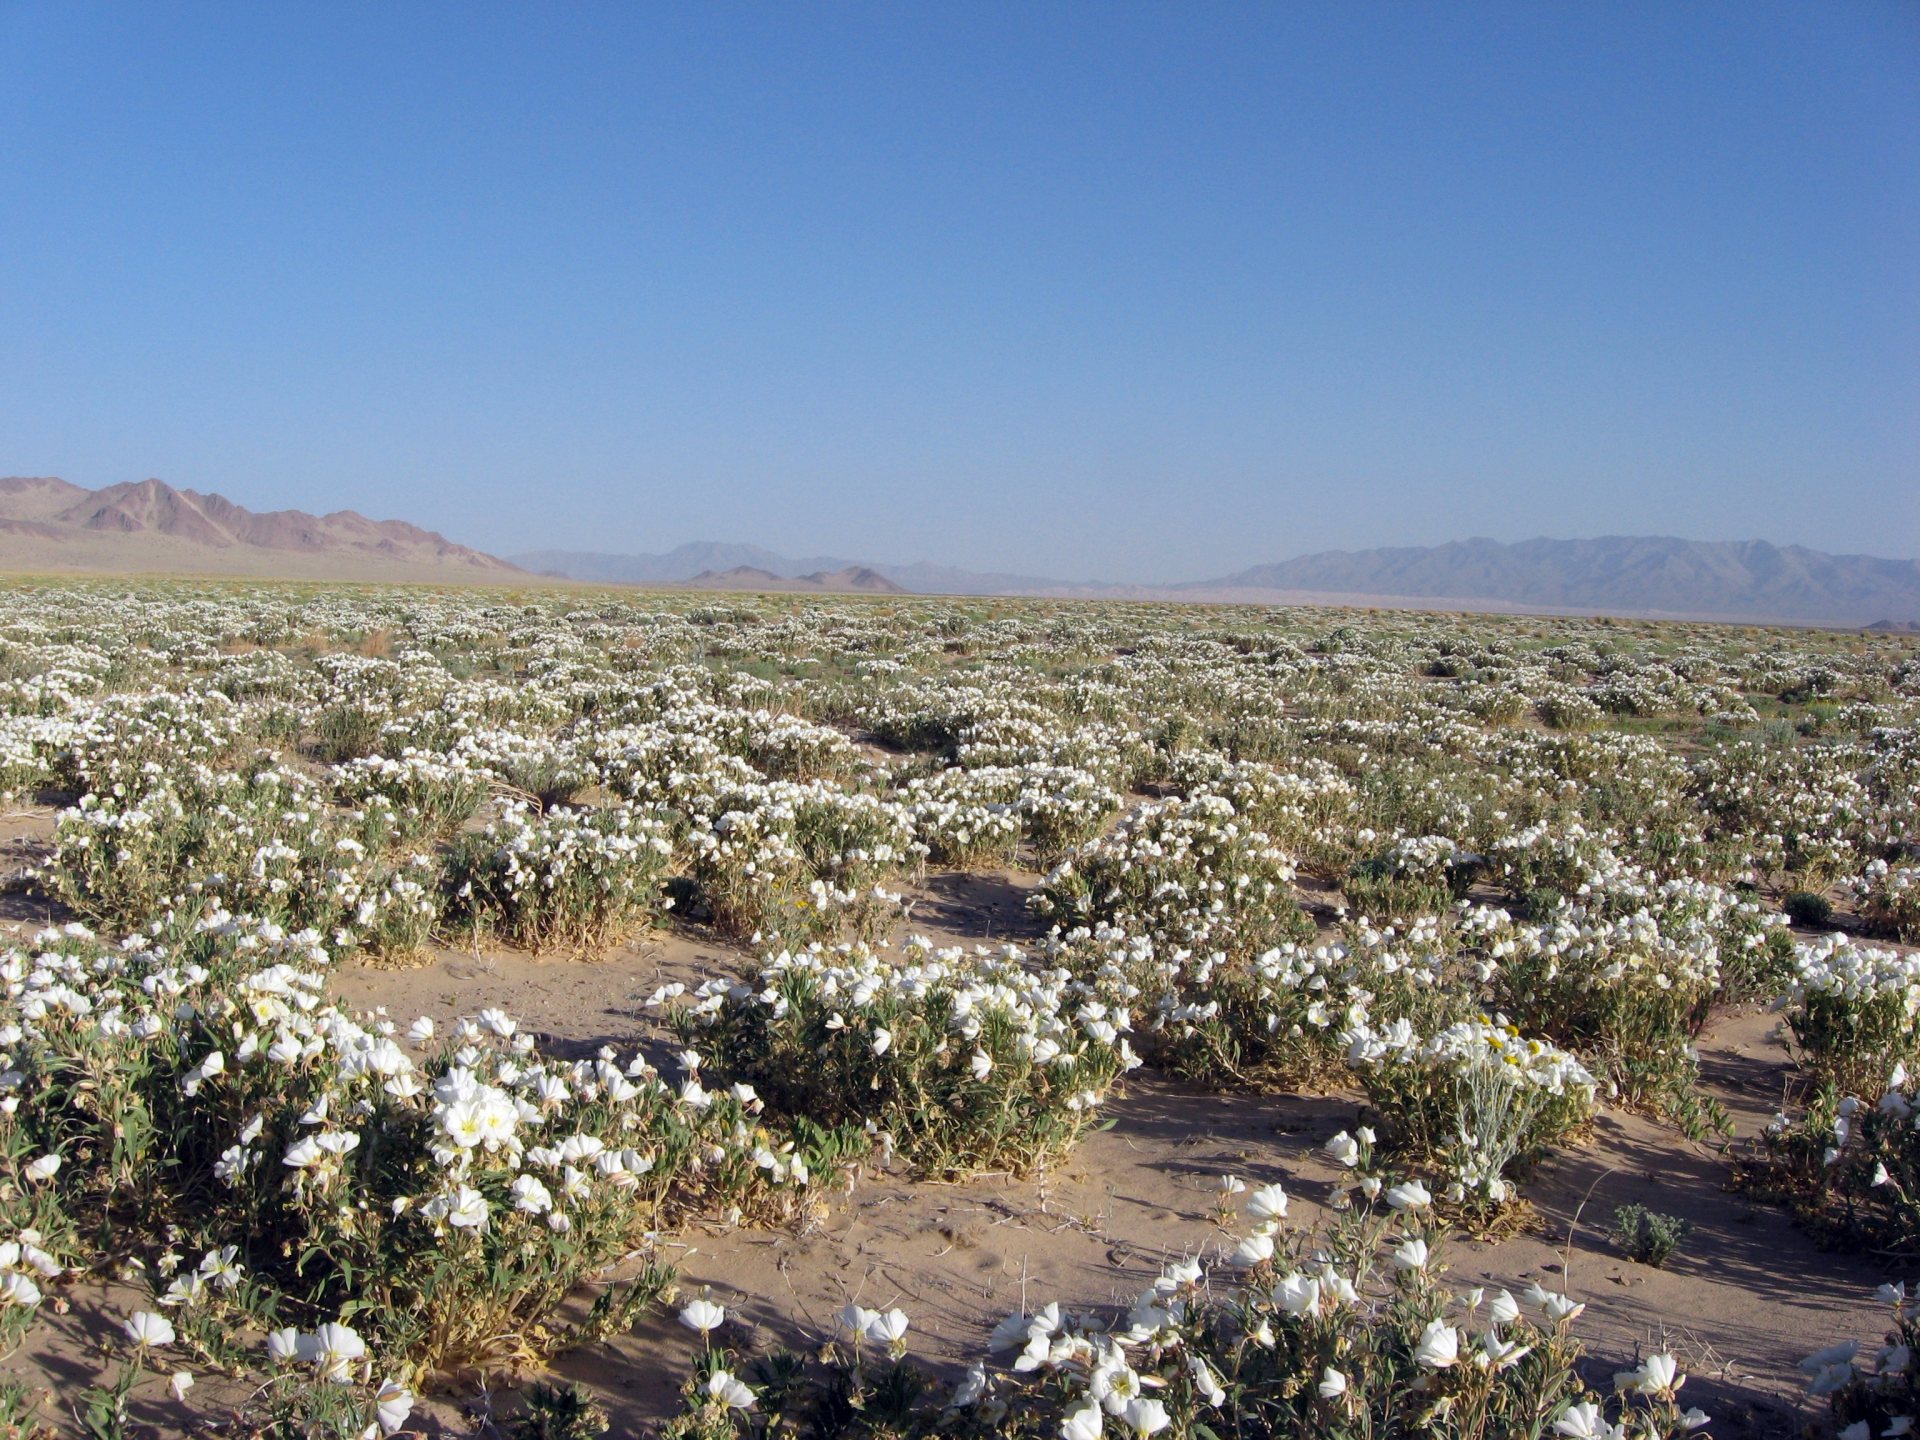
(658, 939), (1139, 1178)
(2, 914), (858, 1382)
(652, 1161), (1709, 1440)
(1610, 1204), (1692, 1268)
(451, 800), (675, 952)
(1349, 1014), (1596, 1225)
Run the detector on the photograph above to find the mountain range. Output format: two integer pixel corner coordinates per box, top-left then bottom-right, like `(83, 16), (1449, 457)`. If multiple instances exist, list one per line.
(0, 477), (519, 582)
(517, 535), (1920, 625)
(2, 477), (1914, 625)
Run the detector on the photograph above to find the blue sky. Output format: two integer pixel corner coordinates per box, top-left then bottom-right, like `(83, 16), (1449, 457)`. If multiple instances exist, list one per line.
(2, 4), (1914, 579)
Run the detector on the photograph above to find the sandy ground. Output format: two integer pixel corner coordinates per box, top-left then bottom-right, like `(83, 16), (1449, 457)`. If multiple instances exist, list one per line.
(0, 833), (1896, 1438)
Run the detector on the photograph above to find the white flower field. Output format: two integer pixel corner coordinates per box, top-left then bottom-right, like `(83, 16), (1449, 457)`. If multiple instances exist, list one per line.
(1, 580), (1917, 1439)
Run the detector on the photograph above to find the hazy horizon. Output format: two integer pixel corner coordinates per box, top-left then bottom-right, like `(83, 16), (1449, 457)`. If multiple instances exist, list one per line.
(3, 5), (1915, 583)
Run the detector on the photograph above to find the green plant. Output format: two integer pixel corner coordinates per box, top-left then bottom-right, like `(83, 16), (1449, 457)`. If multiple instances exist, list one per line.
(1610, 1203), (1691, 1267)
(1784, 889), (1834, 928)
(511, 1381), (611, 1440)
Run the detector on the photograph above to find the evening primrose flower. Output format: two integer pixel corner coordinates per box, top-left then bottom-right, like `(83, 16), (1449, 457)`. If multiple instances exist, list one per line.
(307, 1322), (367, 1383)
(1317, 1366), (1347, 1398)
(1413, 1318), (1461, 1369)
(705, 1370), (756, 1410)
(1187, 1354), (1225, 1406)
(1389, 1237), (1430, 1272)
(374, 1379), (415, 1433)
(1325, 1131), (1361, 1167)
(1385, 1179), (1432, 1211)
(124, 1310), (176, 1348)
(1232, 1231), (1275, 1266)
(1061, 1404), (1104, 1440)
(1245, 1182), (1288, 1221)
(679, 1298), (726, 1333)
(865, 1307), (912, 1353)
(1552, 1400), (1624, 1439)
(446, 1186), (489, 1230)
(1614, 1351), (1682, 1396)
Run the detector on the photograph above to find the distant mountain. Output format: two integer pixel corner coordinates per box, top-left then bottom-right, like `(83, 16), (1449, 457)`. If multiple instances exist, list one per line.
(512, 542), (863, 585)
(1191, 536), (1920, 625)
(511, 544), (1056, 596)
(0, 477), (520, 581)
(681, 565), (907, 595)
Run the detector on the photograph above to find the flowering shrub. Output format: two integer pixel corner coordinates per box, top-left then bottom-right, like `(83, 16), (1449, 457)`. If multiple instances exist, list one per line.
(1, 914), (858, 1378)
(1850, 860), (1920, 942)
(1051, 924), (1373, 1089)
(451, 800), (675, 952)
(653, 1165), (1707, 1440)
(685, 783), (921, 944)
(1033, 796), (1315, 962)
(1350, 1015), (1597, 1224)
(1782, 935), (1920, 1098)
(1342, 834), (1480, 923)
(660, 939), (1137, 1178)
(1800, 1284), (1920, 1440)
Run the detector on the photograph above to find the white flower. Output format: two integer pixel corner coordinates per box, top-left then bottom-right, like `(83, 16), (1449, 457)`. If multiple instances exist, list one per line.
(374, 1379), (414, 1433)
(705, 1369), (756, 1410)
(865, 1307), (911, 1345)
(939, 1362), (984, 1409)
(872, 1027), (893, 1056)
(169, 1371), (194, 1401)
(679, 1298), (726, 1333)
(1232, 1231), (1275, 1266)
(1187, 1355), (1225, 1407)
(1121, 1397), (1169, 1437)
(1272, 1271), (1321, 1316)
(1385, 1179), (1432, 1211)
(1389, 1237), (1429, 1272)
(308, 1321), (367, 1383)
(970, 1050), (993, 1080)
(1614, 1352), (1682, 1396)
(23, 1153), (60, 1181)
(1553, 1400), (1624, 1439)
(1246, 1182), (1288, 1221)
(446, 1186), (489, 1229)
(1413, 1318), (1460, 1369)
(1317, 1366), (1347, 1398)
(1325, 1131), (1361, 1167)
(267, 1326), (301, 1361)
(124, 1310), (176, 1348)
(1061, 1404), (1104, 1440)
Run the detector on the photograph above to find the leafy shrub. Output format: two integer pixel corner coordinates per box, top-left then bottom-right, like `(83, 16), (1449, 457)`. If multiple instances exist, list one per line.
(1782, 935), (1920, 1098)
(451, 800), (674, 953)
(1785, 889), (1835, 929)
(661, 940), (1137, 1178)
(1350, 1014), (1596, 1224)
(1850, 861), (1920, 942)
(2, 916), (853, 1378)
(1610, 1203), (1691, 1267)
(1033, 795), (1314, 962)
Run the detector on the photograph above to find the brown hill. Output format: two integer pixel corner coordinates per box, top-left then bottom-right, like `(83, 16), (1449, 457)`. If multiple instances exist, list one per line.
(0, 477), (522, 582)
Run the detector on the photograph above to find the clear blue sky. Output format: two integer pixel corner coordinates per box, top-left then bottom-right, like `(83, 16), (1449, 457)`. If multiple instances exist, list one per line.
(2, 4), (1915, 579)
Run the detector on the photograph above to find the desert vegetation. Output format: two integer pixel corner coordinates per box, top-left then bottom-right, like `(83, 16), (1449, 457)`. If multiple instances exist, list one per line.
(0, 579), (1916, 1437)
